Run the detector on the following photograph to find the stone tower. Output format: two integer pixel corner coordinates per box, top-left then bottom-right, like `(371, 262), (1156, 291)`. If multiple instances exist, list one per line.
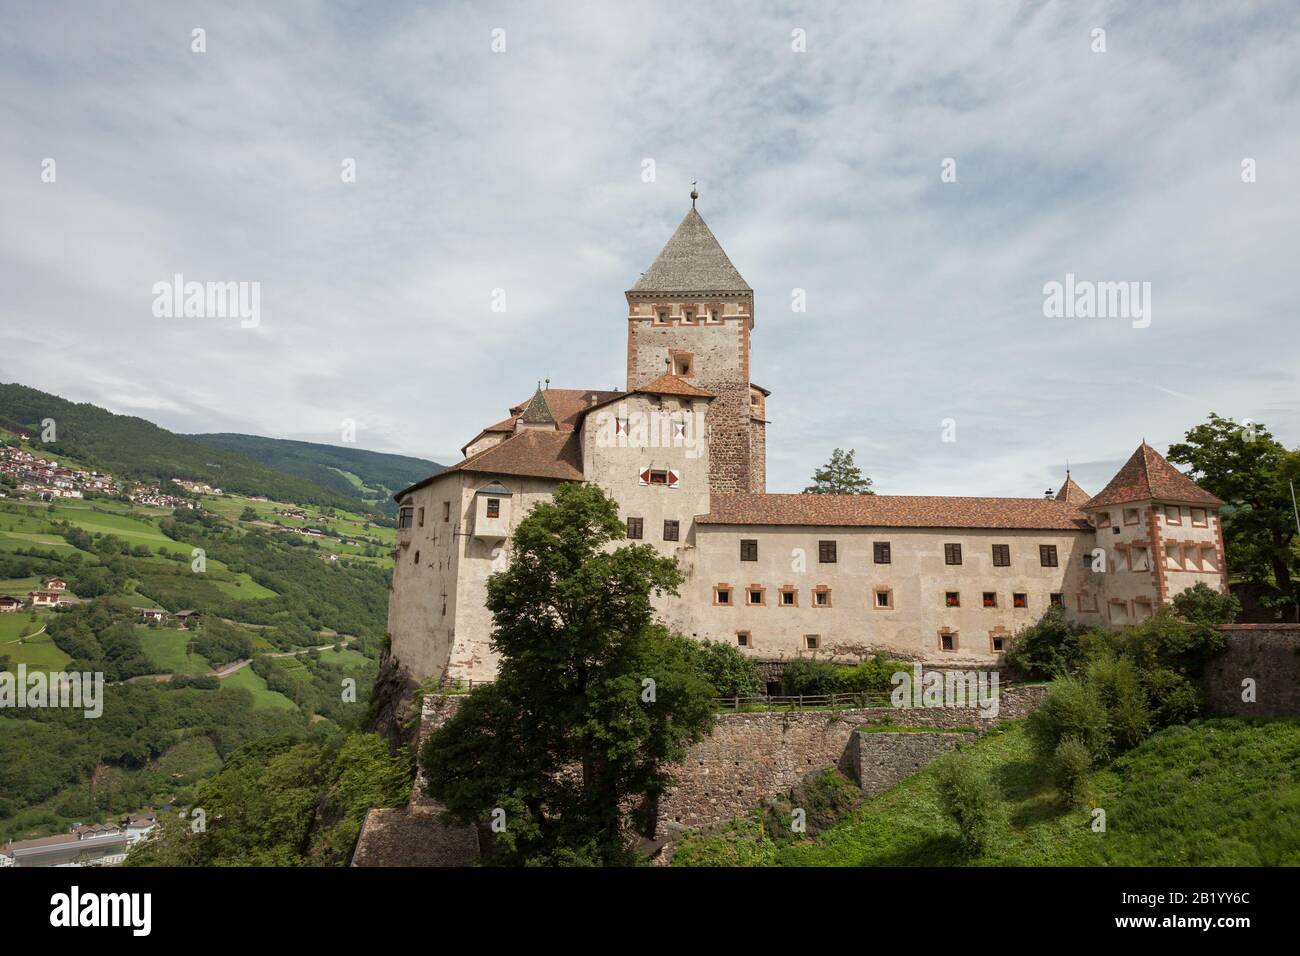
(625, 199), (767, 494)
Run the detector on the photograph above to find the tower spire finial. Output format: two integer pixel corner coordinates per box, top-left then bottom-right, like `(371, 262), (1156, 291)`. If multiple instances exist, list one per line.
(690, 180), (699, 208)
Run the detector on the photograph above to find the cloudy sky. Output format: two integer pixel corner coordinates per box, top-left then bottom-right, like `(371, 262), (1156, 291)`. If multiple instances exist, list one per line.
(2, 1), (1297, 497)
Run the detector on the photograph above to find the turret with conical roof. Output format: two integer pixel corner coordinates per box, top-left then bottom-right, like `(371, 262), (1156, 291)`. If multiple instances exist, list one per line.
(624, 193), (765, 494)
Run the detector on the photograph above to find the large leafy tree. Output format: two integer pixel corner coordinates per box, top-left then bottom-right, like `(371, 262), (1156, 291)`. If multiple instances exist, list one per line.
(804, 447), (874, 495)
(1168, 413), (1300, 621)
(421, 482), (716, 864)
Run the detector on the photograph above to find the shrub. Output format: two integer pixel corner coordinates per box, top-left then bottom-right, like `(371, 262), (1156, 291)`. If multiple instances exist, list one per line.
(1052, 736), (1092, 805)
(762, 768), (862, 842)
(1027, 677), (1112, 763)
(1172, 582), (1241, 627)
(690, 640), (763, 698)
(1004, 605), (1092, 679)
(1085, 654), (1152, 750)
(780, 659), (841, 696)
(934, 752), (1001, 856)
(835, 654), (909, 694)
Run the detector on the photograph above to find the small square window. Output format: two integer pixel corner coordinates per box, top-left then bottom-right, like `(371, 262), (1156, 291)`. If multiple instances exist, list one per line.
(1123, 507), (1140, 526)
(944, 543), (962, 565)
(486, 498), (500, 519)
(991, 636), (1006, 653)
(747, 587), (764, 606)
(874, 589), (892, 609)
(804, 634), (820, 651)
(1050, 592), (1064, 606)
(626, 517), (643, 539)
(992, 544), (1010, 567)
(740, 539), (758, 561)
(780, 587), (797, 607)
(813, 587), (831, 608)
(1039, 545), (1059, 567)
(715, 585), (732, 606)
(873, 541), (891, 564)
(663, 519), (680, 542)
(736, 631), (750, 648)
(939, 632), (956, 652)
(945, 591), (960, 608)
(1013, 592), (1028, 608)
(818, 540), (837, 563)
(983, 592), (997, 608)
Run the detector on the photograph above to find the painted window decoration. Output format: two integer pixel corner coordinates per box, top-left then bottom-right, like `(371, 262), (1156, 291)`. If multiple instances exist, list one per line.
(639, 467), (680, 488)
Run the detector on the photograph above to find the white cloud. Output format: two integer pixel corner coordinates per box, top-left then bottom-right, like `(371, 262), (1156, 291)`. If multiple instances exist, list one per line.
(1, 0), (1297, 495)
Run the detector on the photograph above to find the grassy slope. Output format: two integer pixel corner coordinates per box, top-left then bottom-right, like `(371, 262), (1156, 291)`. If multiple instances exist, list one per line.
(677, 718), (1300, 867)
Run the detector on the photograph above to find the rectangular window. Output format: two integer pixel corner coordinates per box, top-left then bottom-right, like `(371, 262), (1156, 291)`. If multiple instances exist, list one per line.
(939, 632), (956, 652)
(1165, 505), (1182, 525)
(649, 469), (669, 485)
(626, 517), (643, 540)
(992, 544), (1010, 567)
(818, 540), (837, 563)
(747, 587), (765, 606)
(873, 541), (891, 564)
(874, 589), (892, 609)
(663, 519), (679, 542)
(443, 501), (451, 522)
(736, 631), (750, 648)
(983, 592), (997, 608)
(740, 539), (758, 561)
(398, 506), (414, 530)
(486, 498), (500, 519)
(779, 587), (797, 607)
(1096, 511), (1112, 528)
(1190, 508), (1208, 527)
(1123, 507), (1140, 526)
(1039, 544), (1059, 567)
(418, 507), (425, 527)
(714, 585), (732, 606)
(1013, 592), (1028, 608)
(944, 543), (962, 565)
(945, 591), (960, 608)
(813, 587), (831, 608)
(804, 635), (820, 651)
(990, 635), (1006, 653)
(1050, 592), (1064, 606)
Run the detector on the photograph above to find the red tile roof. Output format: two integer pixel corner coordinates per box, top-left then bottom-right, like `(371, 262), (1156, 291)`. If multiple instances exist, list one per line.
(401, 429), (583, 498)
(636, 372), (716, 399)
(697, 494), (1093, 531)
(1084, 443), (1223, 509)
(1054, 476), (1091, 506)
(508, 388), (624, 432)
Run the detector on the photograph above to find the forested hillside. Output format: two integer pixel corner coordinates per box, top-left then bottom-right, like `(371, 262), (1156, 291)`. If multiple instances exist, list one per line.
(0, 383), (360, 510)
(188, 433), (441, 515)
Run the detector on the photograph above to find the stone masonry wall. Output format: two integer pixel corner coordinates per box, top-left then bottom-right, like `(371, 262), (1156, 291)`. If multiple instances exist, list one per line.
(656, 684), (1047, 834)
(1203, 624), (1300, 718)
(853, 731), (976, 797)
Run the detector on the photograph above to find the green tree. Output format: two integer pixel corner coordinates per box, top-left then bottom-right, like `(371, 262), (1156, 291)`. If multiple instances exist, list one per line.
(1168, 413), (1300, 620)
(803, 448), (874, 495)
(421, 483), (716, 864)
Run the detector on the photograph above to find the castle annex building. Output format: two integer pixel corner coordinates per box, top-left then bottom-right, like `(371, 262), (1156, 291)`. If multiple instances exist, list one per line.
(388, 201), (1228, 683)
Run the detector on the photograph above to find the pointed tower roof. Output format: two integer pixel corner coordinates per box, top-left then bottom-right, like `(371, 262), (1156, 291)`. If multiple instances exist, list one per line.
(629, 207), (751, 294)
(517, 384), (556, 426)
(1085, 443), (1223, 509)
(1054, 474), (1091, 506)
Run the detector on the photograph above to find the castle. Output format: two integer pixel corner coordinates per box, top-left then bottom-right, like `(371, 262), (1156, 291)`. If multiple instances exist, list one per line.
(387, 198), (1228, 684)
